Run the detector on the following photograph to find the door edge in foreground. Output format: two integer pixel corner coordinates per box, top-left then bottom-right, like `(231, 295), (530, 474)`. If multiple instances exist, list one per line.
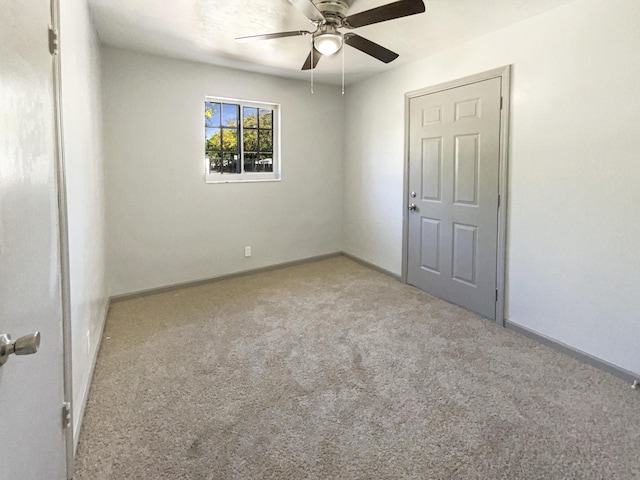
(50, 0), (75, 476)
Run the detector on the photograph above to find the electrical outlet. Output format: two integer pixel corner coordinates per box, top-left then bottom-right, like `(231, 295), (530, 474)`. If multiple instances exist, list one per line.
(244, 246), (251, 257)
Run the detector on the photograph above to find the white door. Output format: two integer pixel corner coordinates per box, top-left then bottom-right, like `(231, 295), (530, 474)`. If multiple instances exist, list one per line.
(0, 0), (68, 478)
(407, 77), (502, 319)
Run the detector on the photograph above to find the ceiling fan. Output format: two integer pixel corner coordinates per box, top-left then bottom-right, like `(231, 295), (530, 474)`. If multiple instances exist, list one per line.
(235, 0), (426, 70)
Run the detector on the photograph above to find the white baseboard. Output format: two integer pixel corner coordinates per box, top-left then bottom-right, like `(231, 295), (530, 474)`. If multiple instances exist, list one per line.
(505, 320), (639, 385)
(110, 252), (343, 303)
(73, 297), (110, 453)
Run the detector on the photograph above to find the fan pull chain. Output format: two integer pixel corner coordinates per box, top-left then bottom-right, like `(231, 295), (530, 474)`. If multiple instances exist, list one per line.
(310, 36), (314, 94)
(341, 42), (345, 95)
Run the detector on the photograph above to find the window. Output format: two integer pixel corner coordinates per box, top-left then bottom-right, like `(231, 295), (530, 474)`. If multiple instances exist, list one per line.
(205, 97), (280, 183)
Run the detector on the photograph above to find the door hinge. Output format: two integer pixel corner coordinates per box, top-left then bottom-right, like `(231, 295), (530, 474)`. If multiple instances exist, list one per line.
(496, 289), (499, 302)
(498, 195), (501, 208)
(49, 26), (59, 55)
(62, 402), (71, 428)
(500, 97), (503, 110)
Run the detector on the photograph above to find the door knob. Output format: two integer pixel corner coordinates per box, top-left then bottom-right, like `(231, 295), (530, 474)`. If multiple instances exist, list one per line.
(0, 332), (41, 366)
(408, 203), (417, 211)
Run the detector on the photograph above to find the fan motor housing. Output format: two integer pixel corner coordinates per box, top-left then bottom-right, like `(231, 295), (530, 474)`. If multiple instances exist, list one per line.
(313, 0), (350, 18)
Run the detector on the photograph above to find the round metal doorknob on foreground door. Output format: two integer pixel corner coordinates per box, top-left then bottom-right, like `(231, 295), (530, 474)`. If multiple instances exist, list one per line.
(0, 332), (41, 366)
(408, 203), (417, 211)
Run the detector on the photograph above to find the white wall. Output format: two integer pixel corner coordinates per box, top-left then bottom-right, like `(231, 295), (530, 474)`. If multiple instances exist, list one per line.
(344, 0), (640, 376)
(60, 0), (108, 444)
(102, 48), (344, 296)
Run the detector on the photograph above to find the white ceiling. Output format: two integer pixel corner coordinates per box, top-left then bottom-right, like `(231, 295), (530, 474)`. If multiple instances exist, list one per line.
(87, 0), (577, 85)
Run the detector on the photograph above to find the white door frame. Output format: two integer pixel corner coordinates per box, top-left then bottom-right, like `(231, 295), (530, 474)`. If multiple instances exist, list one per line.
(401, 66), (512, 326)
(51, 0), (75, 476)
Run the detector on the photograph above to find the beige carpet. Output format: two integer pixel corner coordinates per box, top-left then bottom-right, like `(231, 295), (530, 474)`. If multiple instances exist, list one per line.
(74, 256), (640, 479)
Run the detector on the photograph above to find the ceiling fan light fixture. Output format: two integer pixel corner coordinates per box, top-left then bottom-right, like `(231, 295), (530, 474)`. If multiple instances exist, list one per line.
(314, 32), (343, 55)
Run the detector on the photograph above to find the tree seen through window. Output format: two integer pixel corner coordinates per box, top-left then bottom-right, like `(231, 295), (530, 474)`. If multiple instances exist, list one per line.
(205, 101), (274, 175)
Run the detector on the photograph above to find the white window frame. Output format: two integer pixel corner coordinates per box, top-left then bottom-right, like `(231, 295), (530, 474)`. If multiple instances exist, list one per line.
(204, 96), (281, 183)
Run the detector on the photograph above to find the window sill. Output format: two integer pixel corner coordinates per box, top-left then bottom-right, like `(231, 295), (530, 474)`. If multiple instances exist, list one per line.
(205, 176), (281, 184)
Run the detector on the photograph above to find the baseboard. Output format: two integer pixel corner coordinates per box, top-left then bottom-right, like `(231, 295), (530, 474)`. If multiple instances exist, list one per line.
(110, 252), (343, 303)
(73, 296), (110, 453)
(505, 320), (639, 385)
(341, 252), (402, 281)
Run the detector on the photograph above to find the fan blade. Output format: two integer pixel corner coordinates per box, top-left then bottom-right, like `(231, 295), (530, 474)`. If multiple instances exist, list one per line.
(344, 0), (425, 29)
(235, 30), (311, 43)
(289, 0), (325, 23)
(301, 48), (323, 70)
(344, 33), (399, 63)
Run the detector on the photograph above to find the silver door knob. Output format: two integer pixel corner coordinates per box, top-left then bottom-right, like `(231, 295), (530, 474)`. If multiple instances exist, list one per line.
(408, 203), (417, 211)
(0, 332), (41, 367)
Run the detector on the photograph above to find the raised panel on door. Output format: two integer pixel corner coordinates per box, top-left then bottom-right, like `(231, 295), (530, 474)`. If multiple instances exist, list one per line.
(420, 218), (440, 273)
(454, 134), (479, 206)
(421, 137), (442, 202)
(407, 77), (502, 319)
(455, 98), (480, 121)
(452, 223), (478, 286)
